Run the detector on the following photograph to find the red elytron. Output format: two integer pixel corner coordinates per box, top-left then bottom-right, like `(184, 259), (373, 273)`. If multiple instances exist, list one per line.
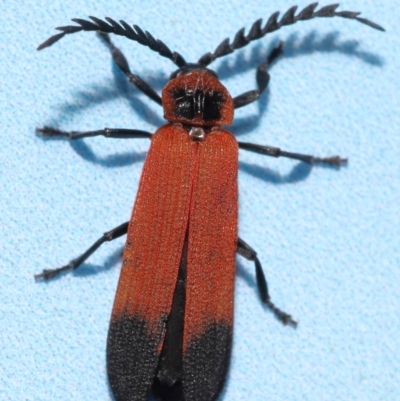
(36, 4), (383, 401)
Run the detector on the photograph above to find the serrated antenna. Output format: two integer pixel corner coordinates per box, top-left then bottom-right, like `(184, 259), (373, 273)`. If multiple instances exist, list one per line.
(198, 3), (384, 66)
(37, 16), (187, 68)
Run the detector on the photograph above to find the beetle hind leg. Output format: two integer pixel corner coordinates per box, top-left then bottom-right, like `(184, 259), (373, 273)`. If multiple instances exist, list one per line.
(237, 237), (297, 328)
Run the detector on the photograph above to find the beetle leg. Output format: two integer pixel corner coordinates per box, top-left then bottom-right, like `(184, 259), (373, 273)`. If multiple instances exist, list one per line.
(35, 222), (129, 281)
(233, 42), (283, 109)
(238, 142), (347, 167)
(36, 126), (153, 140)
(237, 237), (297, 327)
(98, 32), (163, 106)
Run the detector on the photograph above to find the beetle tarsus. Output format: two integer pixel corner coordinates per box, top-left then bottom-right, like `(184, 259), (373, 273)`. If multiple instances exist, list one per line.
(34, 265), (72, 281)
(36, 126), (67, 137)
(312, 156), (348, 167)
(264, 298), (298, 328)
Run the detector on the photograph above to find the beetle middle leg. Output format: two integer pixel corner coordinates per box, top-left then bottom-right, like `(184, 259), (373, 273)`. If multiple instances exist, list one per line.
(36, 126), (153, 140)
(237, 237), (297, 328)
(238, 141), (348, 167)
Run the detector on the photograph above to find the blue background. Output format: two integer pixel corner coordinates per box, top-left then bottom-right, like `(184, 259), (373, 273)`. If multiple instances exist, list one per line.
(1, 1), (399, 400)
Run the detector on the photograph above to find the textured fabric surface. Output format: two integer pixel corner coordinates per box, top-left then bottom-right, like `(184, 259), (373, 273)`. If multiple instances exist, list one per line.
(1, 1), (399, 400)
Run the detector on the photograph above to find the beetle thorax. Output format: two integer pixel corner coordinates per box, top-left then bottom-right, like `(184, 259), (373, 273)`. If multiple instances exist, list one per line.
(162, 70), (234, 128)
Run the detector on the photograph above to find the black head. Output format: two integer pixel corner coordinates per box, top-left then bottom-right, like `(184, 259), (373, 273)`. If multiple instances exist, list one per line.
(169, 64), (218, 80)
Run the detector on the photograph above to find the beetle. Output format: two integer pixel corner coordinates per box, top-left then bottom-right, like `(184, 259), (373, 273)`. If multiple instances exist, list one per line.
(35, 3), (384, 401)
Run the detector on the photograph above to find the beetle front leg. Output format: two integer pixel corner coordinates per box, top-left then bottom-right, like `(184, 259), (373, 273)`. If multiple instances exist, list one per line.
(233, 42), (283, 109)
(98, 32), (163, 106)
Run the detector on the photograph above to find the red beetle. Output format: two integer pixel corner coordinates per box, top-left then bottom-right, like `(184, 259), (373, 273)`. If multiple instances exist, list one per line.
(36, 4), (383, 401)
